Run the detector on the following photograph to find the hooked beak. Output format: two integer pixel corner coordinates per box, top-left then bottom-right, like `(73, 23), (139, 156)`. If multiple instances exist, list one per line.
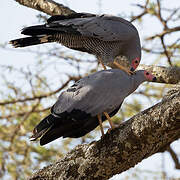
(152, 77), (157, 82)
(130, 67), (135, 72)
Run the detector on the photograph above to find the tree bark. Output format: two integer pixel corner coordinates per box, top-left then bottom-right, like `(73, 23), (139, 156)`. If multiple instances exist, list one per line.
(137, 65), (180, 84)
(29, 87), (180, 180)
(14, 0), (75, 16)
(108, 56), (180, 84)
(110, 63), (180, 84)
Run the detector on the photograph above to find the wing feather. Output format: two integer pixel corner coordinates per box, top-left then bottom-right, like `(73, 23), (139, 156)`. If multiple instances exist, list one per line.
(47, 14), (138, 41)
(53, 70), (133, 117)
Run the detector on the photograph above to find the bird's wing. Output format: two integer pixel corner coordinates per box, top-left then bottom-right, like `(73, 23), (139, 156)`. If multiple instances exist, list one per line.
(46, 13), (138, 41)
(52, 70), (132, 117)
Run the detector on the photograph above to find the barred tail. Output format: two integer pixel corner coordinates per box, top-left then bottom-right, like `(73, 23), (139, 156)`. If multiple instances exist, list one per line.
(9, 36), (49, 48)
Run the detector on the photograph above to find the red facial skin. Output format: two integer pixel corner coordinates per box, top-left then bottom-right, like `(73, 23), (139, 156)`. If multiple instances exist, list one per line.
(144, 70), (156, 81)
(131, 57), (140, 71)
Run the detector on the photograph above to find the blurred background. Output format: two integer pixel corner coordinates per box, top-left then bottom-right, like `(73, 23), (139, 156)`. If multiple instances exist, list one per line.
(0, 0), (180, 179)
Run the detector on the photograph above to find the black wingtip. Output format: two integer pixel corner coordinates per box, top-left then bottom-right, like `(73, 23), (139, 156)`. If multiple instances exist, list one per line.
(29, 114), (55, 144)
(9, 40), (20, 48)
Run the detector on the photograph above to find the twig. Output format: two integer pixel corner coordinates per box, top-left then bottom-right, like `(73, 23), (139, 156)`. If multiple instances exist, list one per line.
(167, 146), (180, 169)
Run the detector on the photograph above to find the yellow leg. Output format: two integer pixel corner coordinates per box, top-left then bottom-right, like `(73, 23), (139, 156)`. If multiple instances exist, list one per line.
(99, 59), (107, 70)
(113, 61), (133, 75)
(97, 114), (105, 137)
(103, 112), (115, 129)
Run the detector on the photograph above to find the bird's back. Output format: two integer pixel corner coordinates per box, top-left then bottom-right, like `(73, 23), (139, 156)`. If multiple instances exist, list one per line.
(10, 13), (140, 64)
(53, 69), (134, 116)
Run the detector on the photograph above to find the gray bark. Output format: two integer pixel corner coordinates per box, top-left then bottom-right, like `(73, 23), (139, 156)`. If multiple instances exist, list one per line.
(137, 65), (180, 84)
(108, 56), (180, 84)
(29, 87), (180, 180)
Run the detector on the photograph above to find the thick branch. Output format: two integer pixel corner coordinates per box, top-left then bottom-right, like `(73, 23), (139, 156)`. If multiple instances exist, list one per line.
(137, 65), (180, 84)
(30, 88), (180, 180)
(14, 0), (75, 16)
(109, 59), (180, 84)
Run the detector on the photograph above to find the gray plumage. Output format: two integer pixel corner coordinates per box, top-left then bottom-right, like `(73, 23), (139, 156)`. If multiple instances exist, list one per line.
(10, 13), (141, 67)
(30, 69), (156, 145)
(53, 69), (145, 116)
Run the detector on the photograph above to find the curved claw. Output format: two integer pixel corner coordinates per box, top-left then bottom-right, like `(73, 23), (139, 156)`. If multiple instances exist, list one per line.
(107, 128), (113, 134)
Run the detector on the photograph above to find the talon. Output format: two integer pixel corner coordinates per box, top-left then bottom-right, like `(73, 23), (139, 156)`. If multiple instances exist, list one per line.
(97, 114), (105, 137)
(101, 133), (105, 138)
(103, 112), (115, 129)
(107, 128), (113, 134)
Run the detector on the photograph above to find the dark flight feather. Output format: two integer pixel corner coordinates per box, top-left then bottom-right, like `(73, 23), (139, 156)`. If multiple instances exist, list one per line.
(31, 104), (121, 146)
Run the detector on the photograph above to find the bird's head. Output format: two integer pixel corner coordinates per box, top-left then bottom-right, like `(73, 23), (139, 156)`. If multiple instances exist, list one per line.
(133, 70), (157, 88)
(130, 57), (140, 72)
(143, 70), (157, 82)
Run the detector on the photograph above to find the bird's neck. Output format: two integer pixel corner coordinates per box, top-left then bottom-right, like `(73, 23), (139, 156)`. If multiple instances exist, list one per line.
(124, 37), (141, 62)
(130, 73), (146, 94)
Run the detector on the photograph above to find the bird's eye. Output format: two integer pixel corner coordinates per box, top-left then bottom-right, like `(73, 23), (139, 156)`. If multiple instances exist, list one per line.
(135, 60), (138, 63)
(146, 72), (149, 75)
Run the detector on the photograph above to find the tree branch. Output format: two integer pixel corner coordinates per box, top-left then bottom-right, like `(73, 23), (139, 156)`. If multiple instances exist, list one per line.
(130, 0), (149, 22)
(0, 77), (79, 106)
(146, 26), (180, 40)
(14, 0), (75, 16)
(109, 60), (180, 84)
(167, 146), (180, 169)
(0, 106), (50, 119)
(137, 65), (180, 84)
(30, 88), (180, 180)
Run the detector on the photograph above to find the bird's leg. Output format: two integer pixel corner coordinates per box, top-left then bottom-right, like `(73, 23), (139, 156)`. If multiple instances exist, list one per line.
(113, 61), (133, 75)
(103, 112), (115, 133)
(97, 114), (105, 137)
(99, 59), (107, 70)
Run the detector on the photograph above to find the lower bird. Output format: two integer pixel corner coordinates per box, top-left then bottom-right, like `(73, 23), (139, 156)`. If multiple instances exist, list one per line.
(9, 13), (141, 74)
(30, 69), (156, 145)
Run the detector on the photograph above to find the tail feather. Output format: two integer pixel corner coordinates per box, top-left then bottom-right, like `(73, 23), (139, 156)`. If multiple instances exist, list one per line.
(21, 24), (80, 36)
(22, 25), (48, 36)
(30, 114), (55, 141)
(9, 24), (59, 48)
(9, 36), (49, 48)
(30, 104), (122, 145)
(21, 25), (61, 36)
(30, 114), (75, 145)
(40, 123), (75, 145)
(10, 21), (81, 48)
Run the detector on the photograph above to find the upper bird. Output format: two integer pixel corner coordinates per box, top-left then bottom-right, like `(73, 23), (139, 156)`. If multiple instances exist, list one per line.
(9, 13), (141, 74)
(30, 69), (156, 146)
